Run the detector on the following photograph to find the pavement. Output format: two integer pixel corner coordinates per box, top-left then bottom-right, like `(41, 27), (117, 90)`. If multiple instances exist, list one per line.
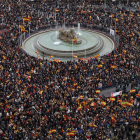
(101, 83), (140, 97)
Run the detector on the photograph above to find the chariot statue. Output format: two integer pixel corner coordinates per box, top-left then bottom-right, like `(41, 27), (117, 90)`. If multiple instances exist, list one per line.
(58, 29), (82, 44)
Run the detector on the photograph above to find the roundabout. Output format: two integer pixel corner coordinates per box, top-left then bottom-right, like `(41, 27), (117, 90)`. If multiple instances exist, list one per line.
(22, 27), (116, 61)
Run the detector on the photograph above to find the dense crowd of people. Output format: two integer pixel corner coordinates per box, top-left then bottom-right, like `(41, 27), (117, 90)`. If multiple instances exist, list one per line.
(0, 0), (140, 140)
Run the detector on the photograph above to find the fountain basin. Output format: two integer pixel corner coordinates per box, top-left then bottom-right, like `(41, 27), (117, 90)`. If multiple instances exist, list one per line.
(22, 28), (115, 61)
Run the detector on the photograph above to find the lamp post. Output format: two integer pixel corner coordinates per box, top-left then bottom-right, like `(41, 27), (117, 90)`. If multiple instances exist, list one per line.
(32, 106), (42, 139)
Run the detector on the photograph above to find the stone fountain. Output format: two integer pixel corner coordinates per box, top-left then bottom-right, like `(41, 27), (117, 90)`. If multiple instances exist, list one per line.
(58, 29), (82, 44)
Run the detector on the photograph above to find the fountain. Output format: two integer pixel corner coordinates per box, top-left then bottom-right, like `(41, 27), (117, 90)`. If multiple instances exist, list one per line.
(77, 23), (82, 36)
(53, 23), (61, 45)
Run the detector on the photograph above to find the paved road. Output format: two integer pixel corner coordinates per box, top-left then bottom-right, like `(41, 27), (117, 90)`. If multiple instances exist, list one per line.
(101, 83), (140, 97)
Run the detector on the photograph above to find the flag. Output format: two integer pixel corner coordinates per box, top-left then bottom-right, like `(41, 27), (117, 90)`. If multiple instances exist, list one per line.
(19, 25), (25, 29)
(39, 90), (43, 95)
(136, 94), (140, 97)
(90, 123), (97, 128)
(21, 29), (28, 33)
(64, 9), (67, 12)
(57, 69), (60, 73)
(97, 64), (102, 68)
(130, 89), (136, 93)
(73, 54), (78, 58)
(69, 132), (75, 137)
(125, 102), (133, 106)
(27, 76), (31, 80)
(117, 99), (122, 103)
(123, 50), (127, 54)
(49, 129), (56, 134)
(0, 36), (2, 39)
(111, 116), (116, 123)
(110, 97), (115, 101)
(3, 56), (6, 59)
(49, 55), (54, 59)
(56, 9), (60, 12)
(35, 50), (39, 54)
(67, 132), (75, 137)
(90, 102), (96, 107)
(77, 106), (82, 111)
(23, 17), (30, 21)
(110, 14), (114, 18)
(116, 18), (119, 22)
(88, 98), (93, 102)
(90, 16), (92, 20)
(78, 95), (83, 100)
(96, 90), (100, 94)
(111, 65), (117, 69)
(101, 101), (106, 106)
(94, 54), (100, 58)
(57, 59), (61, 62)
(28, 15), (31, 19)
(73, 38), (77, 43)
(73, 83), (77, 86)
(1, 15), (4, 17)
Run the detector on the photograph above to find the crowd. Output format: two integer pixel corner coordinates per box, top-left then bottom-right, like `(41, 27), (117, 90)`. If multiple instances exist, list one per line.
(0, 0), (140, 140)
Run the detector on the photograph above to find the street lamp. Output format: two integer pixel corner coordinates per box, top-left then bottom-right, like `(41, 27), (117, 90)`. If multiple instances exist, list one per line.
(32, 106), (42, 139)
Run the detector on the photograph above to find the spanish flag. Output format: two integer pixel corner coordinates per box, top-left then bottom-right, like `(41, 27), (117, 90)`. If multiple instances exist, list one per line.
(90, 102), (96, 107)
(0, 36), (2, 39)
(123, 50), (127, 54)
(21, 28), (28, 32)
(77, 105), (82, 111)
(57, 69), (60, 73)
(3, 56), (6, 59)
(78, 95), (83, 99)
(56, 9), (60, 12)
(49, 55), (54, 59)
(96, 90), (100, 94)
(49, 129), (56, 134)
(88, 98), (93, 102)
(69, 132), (75, 137)
(117, 99), (122, 103)
(116, 18), (119, 22)
(111, 116), (116, 123)
(74, 83), (77, 86)
(19, 25), (25, 29)
(125, 102), (133, 106)
(94, 54), (100, 58)
(73, 54), (78, 58)
(35, 50), (39, 54)
(136, 94), (140, 97)
(101, 101), (106, 106)
(39, 90), (43, 95)
(1, 15), (4, 17)
(90, 123), (97, 128)
(57, 59), (61, 62)
(111, 14), (114, 18)
(97, 64), (102, 68)
(23, 17), (30, 22)
(130, 89), (136, 93)
(90, 16), (92, 20)
(111, 65), (117, 69)
(28, 15), (31, 19)
(67, 132), (75, 137)
(73, 38), (77, 43)
(110, 97), (115, 101)
(64, 9), (67, 12)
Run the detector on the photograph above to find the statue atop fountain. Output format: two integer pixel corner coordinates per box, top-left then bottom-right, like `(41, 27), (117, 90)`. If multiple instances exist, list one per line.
(58, 29), (82, 44)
